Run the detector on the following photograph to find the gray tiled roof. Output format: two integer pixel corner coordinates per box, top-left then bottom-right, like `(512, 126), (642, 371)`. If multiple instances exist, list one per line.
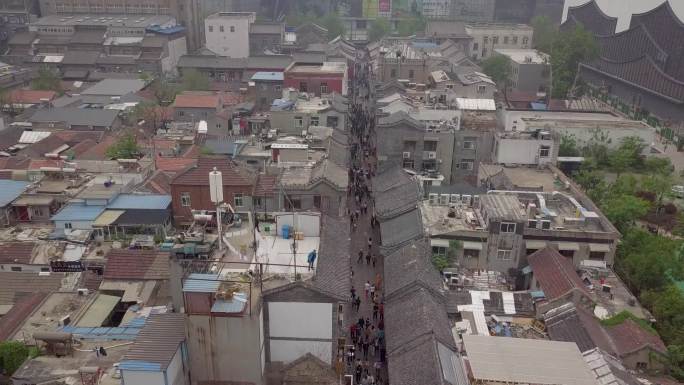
(384, 239), (443, 299)
(374, 171), (421, 220)
(379, 208), (424, 253)
(61, 50), (100, 65)
(313, 215), (351, 296)
(29, 107), (119, 127)
(311, 159), (348, 190)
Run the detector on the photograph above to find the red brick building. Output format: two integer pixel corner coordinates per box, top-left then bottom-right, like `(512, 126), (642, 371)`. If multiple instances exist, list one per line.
(283, 62), (348, 97)
(170, 157), (254, 224)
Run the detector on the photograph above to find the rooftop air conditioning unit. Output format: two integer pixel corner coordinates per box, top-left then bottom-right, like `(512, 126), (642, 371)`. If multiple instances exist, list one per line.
(428, 151), (437, 159)
(540, 220), (551, 230)
(403, 151), (411, 159)
(428, 193), (438, 205)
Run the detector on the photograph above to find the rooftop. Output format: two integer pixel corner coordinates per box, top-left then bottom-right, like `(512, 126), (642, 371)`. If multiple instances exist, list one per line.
(421, 200), (485, 236)
(528, 247), (590, 301)
(465, 23), (533, 31)
(82, 79), (147, 96)
(120, 313), (186, 371)
(31, 14), (176, 28)
(51, 203), (104, 222)
(0, 180), (29, 207)
(171, 157), (253, 186)
(29, 107), (119, 127)
(479, 193), (526, 221)
(251, 71), (284, 81)
(173, 91), (220, 109)
(103, 249), (170, 281)
(495, 48), (550, 64)
(286, 61), (346, 75)
(462, 335), (597, 385)
(106, 194), (171, 210)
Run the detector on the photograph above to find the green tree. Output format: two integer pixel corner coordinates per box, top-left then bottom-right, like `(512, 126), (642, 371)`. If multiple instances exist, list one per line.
(664, 344), (684, 381)
(320, 13), (345, 40)
(616, 229), (682, 294)
(531, 15), (558, 53)
(642, 173), (673, 207)
(31, 66), (62, 94)
(601, 195), (650, 232)
(644, 157), (673, 175)
(559, 133), (580, 157)
(369, 18), (391, 42)
(481, 55), (512, 89)
(0, 341), (30, 376)
(181, 69), (210, 91)
(130, 101), (165, 131)
(106, 134), (140, 160)
(641, 285), (684, 346)
(549, 24), (599, 98)
(150, 76), (180, 106)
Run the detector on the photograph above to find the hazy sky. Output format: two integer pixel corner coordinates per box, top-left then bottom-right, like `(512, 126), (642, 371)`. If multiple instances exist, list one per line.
(563, 0), (684, 31)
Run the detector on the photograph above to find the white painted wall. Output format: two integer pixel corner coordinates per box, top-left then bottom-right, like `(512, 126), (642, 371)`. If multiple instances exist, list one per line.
(167, 347), (187, 385)
(270, 339), (331, 364)
(122, 370), (164, 385)
(204, 15), (252, 58)
(496, 138), (555, 165)
(163, 37), (189, 76)
(268, 302), (332, 339)
(275, 213), (320, 237)
(54, 220), (95, 230)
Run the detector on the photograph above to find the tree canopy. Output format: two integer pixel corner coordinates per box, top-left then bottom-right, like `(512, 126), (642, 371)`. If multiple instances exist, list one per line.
(369, 18), (391, 42)
(181, 69), (211, 92)
(0, 341), (32, 376)
(481, 55), (512, 89)
(105, 134), (140, 160)
(549, 24), (599, 98)
(31, 66), (62, 94)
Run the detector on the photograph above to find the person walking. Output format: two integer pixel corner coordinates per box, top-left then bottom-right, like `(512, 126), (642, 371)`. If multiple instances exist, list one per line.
(306, 249), (317, 271)
(365, 252), (371, 265)
(355, 360), (363, 384)
(364, 281), (370, 299)
(355, 296), (361, 311)
(372, 303), (379, 321)
(369, 284), (375, 301)
(357, 250), (364, 264)
(362, 338), (369, 360)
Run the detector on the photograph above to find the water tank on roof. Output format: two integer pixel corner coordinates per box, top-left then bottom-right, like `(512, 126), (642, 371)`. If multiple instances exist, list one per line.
(209, 167), (223, 204)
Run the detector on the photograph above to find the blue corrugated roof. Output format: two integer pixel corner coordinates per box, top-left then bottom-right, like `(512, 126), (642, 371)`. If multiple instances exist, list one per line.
(146, 25), (185, 35)
(211, 292), (247, 313)
(0, 180), (29, 207)
(119, 360), (162, 371)
(59, 324), (142, 340)
(271, 98), (295, 111)
(183, 273), (221, 293)
(411, 41), (438, 49)
(51, 204), (105, 222)
(251, 71), (284, 81)
(530, 102), (547, 110)
(107, 194), (172, 210)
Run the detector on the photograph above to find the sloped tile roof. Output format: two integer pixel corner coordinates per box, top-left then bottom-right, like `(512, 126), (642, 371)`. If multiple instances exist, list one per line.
(384, 239), (443, 299)
(103, 249), (170, 280)
(0, 293), (47, 341)
(253, 174), (278, 197)
(313, 215), (351, 296)
(527, 247), (590, 301)
(0, 242), (36, 265)
(121, 313), (186, 369)
(606, 319), (667, 356)
(171, 157), (253, 186)
(0, 272), (65, 305)
(155, 156), (197, 173)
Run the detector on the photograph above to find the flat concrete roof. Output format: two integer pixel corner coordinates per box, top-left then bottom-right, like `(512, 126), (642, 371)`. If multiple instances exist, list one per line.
(32, 14), (176, 28)
(495, 48), (549, 64)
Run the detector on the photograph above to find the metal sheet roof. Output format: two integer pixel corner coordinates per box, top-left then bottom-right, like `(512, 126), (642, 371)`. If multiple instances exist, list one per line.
(182, 273), (221, 293)
(463, 335), (597, 385)
(0, 180), (30, 207)
(93, 210), (125, 226)
(51, 204), (105, 222)
(121, 313), (186, 370)
(251, 71), (284, 81)
(19, 131), (51, 144)
(455, 98), (496, 111)
(211, 292), (247, 314)
(76, 294), (121, 327)
(106, 194), (171, 210)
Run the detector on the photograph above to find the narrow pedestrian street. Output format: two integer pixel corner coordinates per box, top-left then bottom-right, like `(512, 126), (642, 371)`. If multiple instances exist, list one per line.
(341, 57), (387, 385)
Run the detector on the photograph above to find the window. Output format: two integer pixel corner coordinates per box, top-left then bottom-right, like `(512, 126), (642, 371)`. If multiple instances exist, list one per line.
(539, 145), (550, 158)
(560, 249), (574, 258)
(299, 82), (308, 92)
(390, 68), (397, 78)
(253, 197), (262, 207)
(286, 197), (302, 210)
(320, 83), (329, 94)
(492, 36), (499, 44)
(522, 36), (529, 45)
(463, 249), (479, 258)
(327, 116), (339, 128)
(356, 20), (367, 29)
(408, 69), (415, 79)
(504, 36), (509, 44)
(275, 85), (282, 92)
(179, 111), (185, 117)
(234, 193), (244, 207)
(230, 26), (235, 32)
(403, 159), (415, 169)
(463, 140), (476, 150)
(432, 246), (447, 256)
(473, 42), (479, 51)
(589, 251), (606, 260)
(294, 116), (304, 128)
(477, 85), (486, 94)
(11, 266), (22, 272)
(423, 141), (437, 151)
(422, 159), (437, 171)
(208, 25), (213, 32)
(64, 222), (72, 229)
(636, 362), (648, 371)
(482, 48), (487, 57)
(180, 192), (191, 207)
(500, 222), (516, 233)
(483, 36), (489, 44)
(313, 195), (321, 208)
(459, 159), (474, 170)
(512, 36), (518, 44)
(41, 267), (50, 272)
(310, 116), (319, 126)
(497, 249), (513, 260)
(219, 25), (224, 32)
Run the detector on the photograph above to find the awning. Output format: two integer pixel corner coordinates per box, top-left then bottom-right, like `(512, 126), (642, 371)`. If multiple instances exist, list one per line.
(557, 242), (580, 251)
(462, 241), (484, 250)
(589, 243), (611, 253)
(76, 294), (120, 327)
(93, 210), (125, 227)
(525, 240), (547, 249)
(430, 239), (450, 248)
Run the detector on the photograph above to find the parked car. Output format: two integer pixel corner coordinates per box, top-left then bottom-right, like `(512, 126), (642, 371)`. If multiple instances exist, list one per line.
(671, 185), (684, 198)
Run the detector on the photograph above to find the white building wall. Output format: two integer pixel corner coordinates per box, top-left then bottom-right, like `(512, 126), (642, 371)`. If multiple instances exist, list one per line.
(495, 138), (555, 165)
(466, 26), (533, 60)
(167, 347), (187, 385)
(274, 213), (320, 237)
(268, 302), (332, 339)
(204, 14), (253, 58)
(162, 37), (189, 75)
(269, 339), (332, 364)
(122, 370), (165, 385)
